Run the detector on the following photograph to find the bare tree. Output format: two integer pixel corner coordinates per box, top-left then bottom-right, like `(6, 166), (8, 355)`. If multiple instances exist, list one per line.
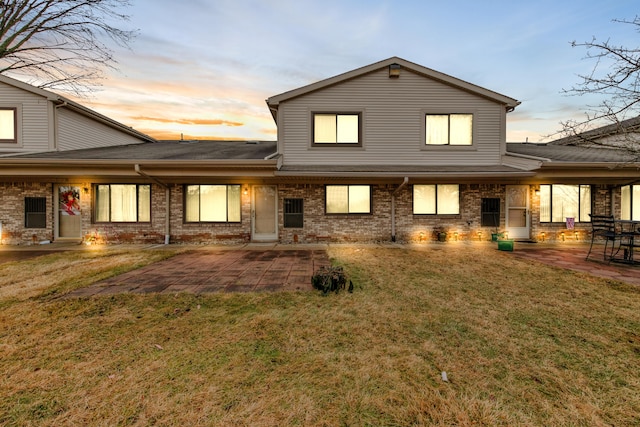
(0, 0), (136, 96)
(558, 16), (640, 154)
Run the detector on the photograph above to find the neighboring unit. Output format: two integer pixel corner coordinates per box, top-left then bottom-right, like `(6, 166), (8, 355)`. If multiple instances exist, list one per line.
(0, 58), (638, 245)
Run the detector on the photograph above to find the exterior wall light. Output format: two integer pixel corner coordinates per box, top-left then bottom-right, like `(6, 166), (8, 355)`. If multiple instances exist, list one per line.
(243, 187), (248, 196)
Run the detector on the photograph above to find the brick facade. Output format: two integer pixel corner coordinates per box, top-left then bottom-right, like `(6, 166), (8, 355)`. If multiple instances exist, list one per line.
(0, 181), (625, 245)
(0, 182), (53, 245)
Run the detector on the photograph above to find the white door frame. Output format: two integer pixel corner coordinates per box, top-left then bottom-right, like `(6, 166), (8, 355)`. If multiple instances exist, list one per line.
(54, 184), (83, 241)
(251, 184), (278, 242)
(506, 185), (530, 240)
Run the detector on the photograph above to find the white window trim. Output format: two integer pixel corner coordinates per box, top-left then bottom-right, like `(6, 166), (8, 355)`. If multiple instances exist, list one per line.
(0, 104), (22, 147)
(325, 185), (372, 214)
(420, 110), (477, 151)
(309, 109), (366, 150)
(539, 184), (592, 223)
(94, 184), (151, 223)
(413, 184), (461, 215)
(184, 184), (242, 223)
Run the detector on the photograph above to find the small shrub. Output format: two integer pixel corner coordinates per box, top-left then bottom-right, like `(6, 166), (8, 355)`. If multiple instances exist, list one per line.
(311, 266), (353, 294)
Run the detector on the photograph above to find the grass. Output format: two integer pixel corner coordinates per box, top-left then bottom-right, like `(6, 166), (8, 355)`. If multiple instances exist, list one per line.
(0, 244), (639, 426)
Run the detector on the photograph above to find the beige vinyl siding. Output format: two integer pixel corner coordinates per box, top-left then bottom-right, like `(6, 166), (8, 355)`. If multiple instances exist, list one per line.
(0, 82), (51, 152)
(57, 108), (146, 150)
(279, 68), (506, 167)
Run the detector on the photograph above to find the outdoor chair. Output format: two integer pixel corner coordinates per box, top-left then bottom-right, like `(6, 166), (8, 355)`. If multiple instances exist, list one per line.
(586, 214), (616, 261)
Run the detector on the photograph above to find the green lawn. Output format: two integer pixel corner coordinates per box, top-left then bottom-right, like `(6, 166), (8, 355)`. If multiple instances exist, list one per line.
(0, 245), (639, 426)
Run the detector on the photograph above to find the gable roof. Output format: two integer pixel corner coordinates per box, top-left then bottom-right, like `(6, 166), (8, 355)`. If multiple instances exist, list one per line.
(266, 57), (520, 121)
(549, 115), (640, 147)
(0, 74), (155, 143)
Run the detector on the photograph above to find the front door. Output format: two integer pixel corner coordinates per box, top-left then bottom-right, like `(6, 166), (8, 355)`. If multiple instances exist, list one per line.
(506, 185), (530, 240)
(55, 185), (82, 240)
(252, 185), (277, 241)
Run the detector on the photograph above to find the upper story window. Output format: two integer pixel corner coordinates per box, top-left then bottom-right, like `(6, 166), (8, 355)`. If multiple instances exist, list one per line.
(95, 184), (151, 223)
(0, 107), (17, 143)
(539, 184), (591, 223)
(326, 185), (371, 214)
(426, 114), (473, 145)
(313, 113), (361, 145)
(185, 184), (241, 223)
(621, 185), (640, 221)
(413, 184), (460, 215)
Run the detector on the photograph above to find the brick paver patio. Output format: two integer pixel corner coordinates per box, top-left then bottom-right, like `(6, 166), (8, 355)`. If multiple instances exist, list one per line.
(509, 243), (640, 286)
(66, 248), (330, 297)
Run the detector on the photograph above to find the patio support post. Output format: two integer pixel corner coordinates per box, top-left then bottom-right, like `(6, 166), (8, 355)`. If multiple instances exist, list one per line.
(391, 177), (409, 242)
(134, 164), (171, 244)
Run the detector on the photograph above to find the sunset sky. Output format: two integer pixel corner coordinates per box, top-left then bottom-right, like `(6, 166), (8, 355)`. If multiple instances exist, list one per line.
(69, 0), (639, 142)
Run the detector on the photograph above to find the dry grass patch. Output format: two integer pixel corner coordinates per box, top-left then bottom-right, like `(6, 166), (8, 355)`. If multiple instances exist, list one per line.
(0, 244), (639, 426)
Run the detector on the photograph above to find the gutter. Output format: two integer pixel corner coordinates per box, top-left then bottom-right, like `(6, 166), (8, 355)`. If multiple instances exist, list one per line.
(391, 177), (409, 242)
(505, 151), (551, 162)
(135, 164), (171, 245)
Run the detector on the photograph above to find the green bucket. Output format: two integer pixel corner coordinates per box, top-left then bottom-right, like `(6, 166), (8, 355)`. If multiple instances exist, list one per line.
(497, 240), (514, 251)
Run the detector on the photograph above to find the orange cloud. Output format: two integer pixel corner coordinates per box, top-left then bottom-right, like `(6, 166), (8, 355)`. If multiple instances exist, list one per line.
(141, 129), (253, 141)
(132, 116), (244, 127)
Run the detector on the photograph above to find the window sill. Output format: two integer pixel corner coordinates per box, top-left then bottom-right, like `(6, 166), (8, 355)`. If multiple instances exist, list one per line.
(325, 213), (372, 216)
(420, 145), (476, 151)
(309, 144), (365, 150)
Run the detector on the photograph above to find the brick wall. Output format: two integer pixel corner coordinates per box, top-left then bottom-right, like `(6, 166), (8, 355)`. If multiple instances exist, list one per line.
(533, 184), (615, 243)
(278, 184), (392, 243)
(395, 183), (506, 242)
(279, 183), (507, 243)
(0, 182), (53, 244)
(169, 185), (251, 244)
(82, 183), (166, 244)
(0, 181), (626, 245)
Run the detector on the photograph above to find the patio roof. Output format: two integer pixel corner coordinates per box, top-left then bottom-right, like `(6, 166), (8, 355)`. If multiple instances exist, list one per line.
(4, 140), (277, 161)
(506, 143), (638, 163)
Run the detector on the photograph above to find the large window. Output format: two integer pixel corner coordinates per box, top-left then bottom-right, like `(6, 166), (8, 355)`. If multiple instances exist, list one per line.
(95, 184), (151, 222)
(185, 185), (241, 222)
(313, 113), (360, 145)
(0, 107), (17, 143)
(413, 184), (460, 214)
(539, 184), (591, 222)
(621, 185), (640, 221)
(326, 185), (371, 214)
(426, 114), (472, 145)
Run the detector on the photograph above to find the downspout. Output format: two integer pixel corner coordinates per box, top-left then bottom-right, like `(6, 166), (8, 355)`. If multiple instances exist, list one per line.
(135, 164), (170, 245)
(391, 177), (409, 242)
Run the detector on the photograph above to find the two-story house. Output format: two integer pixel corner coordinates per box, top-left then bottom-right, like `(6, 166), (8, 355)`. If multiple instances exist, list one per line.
(0, 57), (638, 245)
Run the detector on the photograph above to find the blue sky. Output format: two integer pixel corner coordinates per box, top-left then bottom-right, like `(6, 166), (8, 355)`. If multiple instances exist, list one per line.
(81, 0), (639, 142)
